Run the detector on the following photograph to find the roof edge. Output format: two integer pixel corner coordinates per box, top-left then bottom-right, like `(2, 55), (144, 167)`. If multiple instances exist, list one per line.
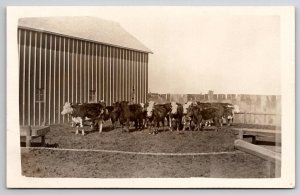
(18, 26), (153, 54)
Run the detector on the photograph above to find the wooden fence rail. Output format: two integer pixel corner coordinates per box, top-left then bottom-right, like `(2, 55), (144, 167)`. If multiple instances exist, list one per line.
(234, 112), (280, 126)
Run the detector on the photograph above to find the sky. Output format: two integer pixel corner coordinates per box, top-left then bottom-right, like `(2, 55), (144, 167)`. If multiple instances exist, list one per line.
(14, 7), (281, 95)
(119, 12), (281, 95)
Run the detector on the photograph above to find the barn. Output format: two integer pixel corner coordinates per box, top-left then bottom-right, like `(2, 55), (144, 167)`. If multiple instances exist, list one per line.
(18, 16), (152, 126)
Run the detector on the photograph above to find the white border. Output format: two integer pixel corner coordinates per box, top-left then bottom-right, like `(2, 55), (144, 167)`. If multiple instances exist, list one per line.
(6, 6), (295, 188)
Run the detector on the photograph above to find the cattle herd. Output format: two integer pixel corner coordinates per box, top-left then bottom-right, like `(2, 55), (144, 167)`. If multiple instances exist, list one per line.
(61, 100), (239, 135)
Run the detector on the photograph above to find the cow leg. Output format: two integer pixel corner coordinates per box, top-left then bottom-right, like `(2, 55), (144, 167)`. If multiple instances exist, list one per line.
(156, 121), (159, 133)
(176, 119), (180, 131)
(227, 116), (233, 126)
(165, 117), (169, 131)
(75, 127), (79, 135)
(134, 120), (137, 130)
(148, 121), (153, 134)
(213, 117), (220, 132)
(197, 119), (203, 131)
(138, 119), (142, 130)
(186, 120), (191, 131)
(126, 120), (130, 133)
(195, 122), (200, 131)
(111, 118), (116, 130)
(99, 120), (103, 133)
(137, 119), (141, 130)
(155, 121), (161, 134)
(220, 118), (223, 130)
(111, 121), (115, 130)
(194, 123), (199, 131)
(170, 118), (176, 131)
(169, 116), (172, 131)
(81, 123), (85, 135)
(137, 119), (140, 130)
(77, 118), (84, 135)
(182, 118), (186, 131)
(144, 118), (147, 128)
(90, 121), (94, 129)
(121, 124), (125, 133)
(141, 119), (144, 130)
(226, 118), (230, 126)
(163, 119), (167, 132)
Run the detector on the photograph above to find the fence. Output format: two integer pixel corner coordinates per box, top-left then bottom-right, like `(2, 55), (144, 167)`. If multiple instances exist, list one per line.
(148, 92), (281, 126)
(233, 112), (280, 126)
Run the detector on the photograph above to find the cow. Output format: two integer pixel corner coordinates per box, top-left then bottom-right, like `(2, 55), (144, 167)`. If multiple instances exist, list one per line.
(186, 104), (223, 131)
(169, 102), (184, 131)
(146, 101), (171, 134)
(219, 103), (235, 126)
(112, 101), (144, 132)
(182, 101), (194, 131)
(196, 102), (235, 126)
(102, 105), (120, 129)
(141, 102), (151, 129)
(61, 102), (106, 135)
(210, 103), (236, 126)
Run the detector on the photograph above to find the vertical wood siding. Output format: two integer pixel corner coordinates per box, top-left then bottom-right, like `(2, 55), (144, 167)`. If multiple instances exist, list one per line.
(18, 28), (149, 126)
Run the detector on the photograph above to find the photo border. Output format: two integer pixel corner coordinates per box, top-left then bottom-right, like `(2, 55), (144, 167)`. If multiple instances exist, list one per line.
(5, 5), (295, 189)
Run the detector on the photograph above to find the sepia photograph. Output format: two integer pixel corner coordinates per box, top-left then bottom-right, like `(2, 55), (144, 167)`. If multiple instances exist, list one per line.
(6, 6), (295, 188)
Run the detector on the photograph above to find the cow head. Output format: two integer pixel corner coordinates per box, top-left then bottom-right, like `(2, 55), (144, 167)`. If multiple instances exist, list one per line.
(146, 101), (155, 117)
(98, 100), (106, 108)
(120, 101), (129, 110)
(140, 103), (146, 111)
(186, 104), (200, 118)
(61, 102), (73, 115)
(183, 101), (193, 115)
(233, 105), (240, 114)
(112, 102), (121, 113)
(186, 105), (193, 118)
(171, 102), (178, 114)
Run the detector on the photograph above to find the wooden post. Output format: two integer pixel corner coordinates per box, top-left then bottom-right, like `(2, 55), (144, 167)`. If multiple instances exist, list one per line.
(26, 126), (32, 147)
(238, 130), (244, 139)
(41, 136), (45, 147)
(252, 136), (257, 144)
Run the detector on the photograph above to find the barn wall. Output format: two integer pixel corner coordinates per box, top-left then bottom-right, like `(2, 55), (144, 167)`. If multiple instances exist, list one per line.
(18, 28), (149, 126)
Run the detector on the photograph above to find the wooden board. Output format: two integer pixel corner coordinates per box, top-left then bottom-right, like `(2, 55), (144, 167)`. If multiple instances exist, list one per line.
(231, 128), (281, 145)
(20, 126), (50, 147)
(231, 128), (281, 134)
(20, 126), (50, 137)
(234, 139), (281, 164)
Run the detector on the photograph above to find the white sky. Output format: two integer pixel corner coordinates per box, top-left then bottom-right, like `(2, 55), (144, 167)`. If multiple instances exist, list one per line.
(14, 7), (281, 95)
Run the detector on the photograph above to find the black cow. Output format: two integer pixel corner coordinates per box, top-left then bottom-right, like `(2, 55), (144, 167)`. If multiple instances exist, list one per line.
(146, 101), (171, 134)
(196, 102), (235, 126)
(169, 102), (184, 131)
(113, 101), (144, 132)
(102, 105), (120, 129)
(218, 103), (235, 126)
(209, 103), (234, 126)
(186, 104), (223, 131)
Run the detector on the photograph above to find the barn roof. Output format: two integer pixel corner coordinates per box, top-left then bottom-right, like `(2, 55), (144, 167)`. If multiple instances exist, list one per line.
(18, 16), (152, 53)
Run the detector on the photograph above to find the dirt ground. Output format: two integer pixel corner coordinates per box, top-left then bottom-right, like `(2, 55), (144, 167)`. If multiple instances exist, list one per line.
(21, 122), (279, 178)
